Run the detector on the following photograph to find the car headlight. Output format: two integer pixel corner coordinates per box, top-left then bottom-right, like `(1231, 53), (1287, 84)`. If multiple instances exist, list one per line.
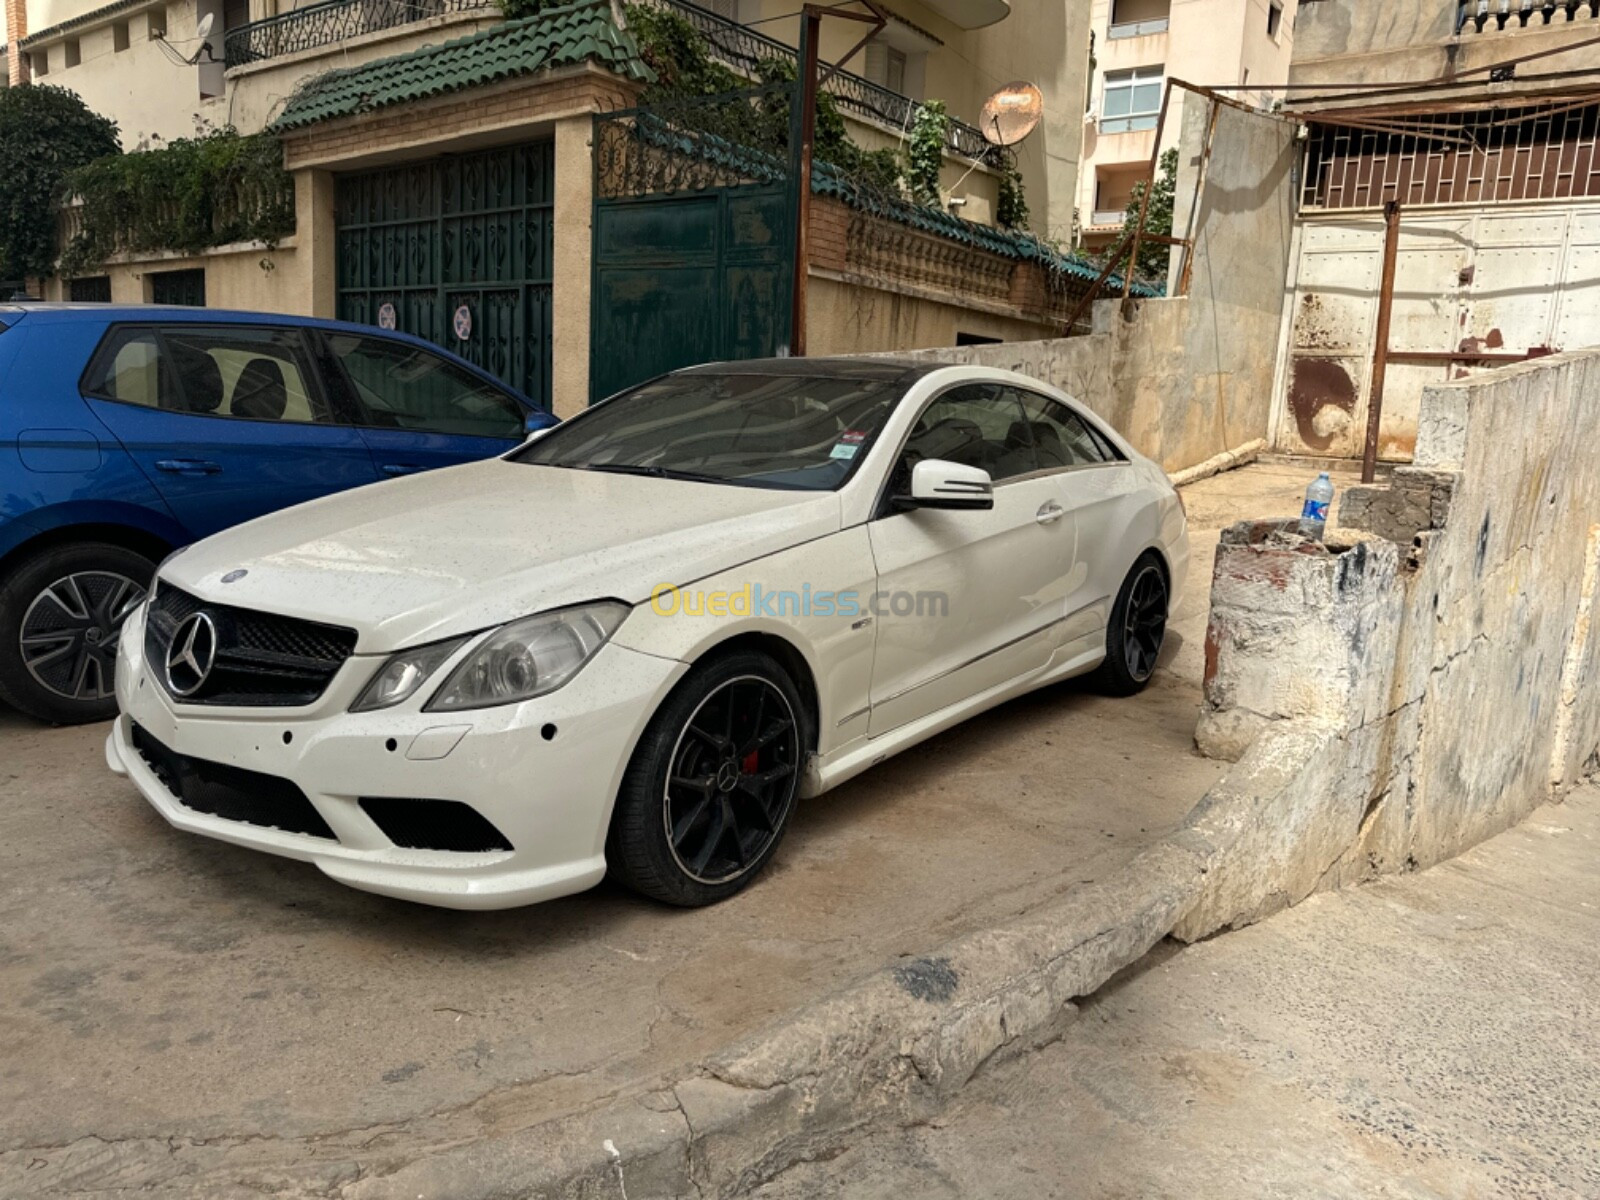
(350, 636), (469, 713)
(425, 601), (630, 712)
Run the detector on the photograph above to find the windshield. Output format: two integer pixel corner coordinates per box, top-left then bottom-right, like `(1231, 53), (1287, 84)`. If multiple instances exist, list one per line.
(513, 372), (905, 490)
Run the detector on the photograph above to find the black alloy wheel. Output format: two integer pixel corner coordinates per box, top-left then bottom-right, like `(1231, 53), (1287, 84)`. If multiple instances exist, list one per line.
(1122, 561), (1168, 683)
(1093, 553), (1169, 697)
(609, 651), (807, 906)
(664, 675), (800, 885)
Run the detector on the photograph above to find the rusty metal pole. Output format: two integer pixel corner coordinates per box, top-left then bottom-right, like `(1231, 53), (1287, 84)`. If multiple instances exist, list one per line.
(1362, 199), (1402, 484)
(1122, 81), (1173, 300)
(788, 7), (821, 357)
(1176, 96), (1221, 297)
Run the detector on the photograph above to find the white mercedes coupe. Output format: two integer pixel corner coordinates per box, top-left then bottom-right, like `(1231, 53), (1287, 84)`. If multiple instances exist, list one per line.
(107, 359), (1189, 910)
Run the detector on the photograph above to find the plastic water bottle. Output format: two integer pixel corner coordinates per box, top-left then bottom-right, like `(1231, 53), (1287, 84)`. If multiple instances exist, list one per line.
(1300, 471), (1334, 540)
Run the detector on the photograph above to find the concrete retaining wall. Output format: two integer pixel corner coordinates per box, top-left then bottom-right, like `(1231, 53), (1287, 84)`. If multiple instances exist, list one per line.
(1188, 348), (1600, 936)
(865, 102), (1297, 477)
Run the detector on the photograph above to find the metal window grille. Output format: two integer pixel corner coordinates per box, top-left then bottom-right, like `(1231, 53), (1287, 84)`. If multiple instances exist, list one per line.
(1300, 100), (1600, 211)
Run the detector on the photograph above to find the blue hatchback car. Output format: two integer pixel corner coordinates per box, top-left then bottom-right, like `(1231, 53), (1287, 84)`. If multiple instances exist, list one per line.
(0, 304), (556, 725)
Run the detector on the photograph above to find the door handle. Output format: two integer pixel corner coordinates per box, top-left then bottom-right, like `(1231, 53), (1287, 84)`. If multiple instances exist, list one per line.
(381, 463), (422, 476)
(155, 459), (222, 476)
(1036, 502), (1065, 524)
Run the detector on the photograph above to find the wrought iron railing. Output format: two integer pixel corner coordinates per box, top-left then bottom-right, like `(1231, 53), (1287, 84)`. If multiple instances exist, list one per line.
(224, 0), (487, 68)
(1455, 0), (1598, 33)
(638, 0), (1000, 163)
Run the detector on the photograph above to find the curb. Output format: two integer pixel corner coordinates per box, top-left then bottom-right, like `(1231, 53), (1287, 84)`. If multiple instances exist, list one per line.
(338, 723), (1329, 1199)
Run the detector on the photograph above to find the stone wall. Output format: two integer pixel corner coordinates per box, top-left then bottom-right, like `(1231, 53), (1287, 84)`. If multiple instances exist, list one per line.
(1288, 0), (1600, 105)
(1183, 348), (1600, 937)
(861, 101), (1297, 476)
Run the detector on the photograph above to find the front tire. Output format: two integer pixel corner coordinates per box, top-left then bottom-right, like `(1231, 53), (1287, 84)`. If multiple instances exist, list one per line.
(0, 541), (156, 725)
(607, 650), (808, 907)
(1092, 552), (1169, 697)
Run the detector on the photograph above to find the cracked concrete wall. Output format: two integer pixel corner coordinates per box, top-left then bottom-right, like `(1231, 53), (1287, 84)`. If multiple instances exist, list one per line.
(1183, 348), (1600, 937)
(862, 103), (1296, 476)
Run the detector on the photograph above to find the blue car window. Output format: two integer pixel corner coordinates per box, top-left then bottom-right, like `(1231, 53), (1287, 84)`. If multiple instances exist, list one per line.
(323, 333), (524, 440)
(82, 329), (179, 408)
(85, 325), (336, 425)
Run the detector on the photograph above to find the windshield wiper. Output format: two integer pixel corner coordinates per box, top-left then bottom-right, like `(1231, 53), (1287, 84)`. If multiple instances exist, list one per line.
(572, 462), (726, 484)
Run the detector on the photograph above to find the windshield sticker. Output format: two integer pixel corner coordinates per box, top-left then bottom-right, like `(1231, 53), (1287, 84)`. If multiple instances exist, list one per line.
(830, 430), (866, 461)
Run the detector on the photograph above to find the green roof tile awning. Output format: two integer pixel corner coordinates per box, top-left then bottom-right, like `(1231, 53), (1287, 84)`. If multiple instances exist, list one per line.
(270, 0), (654, 132)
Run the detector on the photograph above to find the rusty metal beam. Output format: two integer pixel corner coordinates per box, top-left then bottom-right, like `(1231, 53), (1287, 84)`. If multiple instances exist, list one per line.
(1362, 200), (1402, 484)
(1061, 228), (1136, 334)
(1176, 95), (1221, 296)
(815, 0), (885, 87)
(1385, 350), (1538, 364)
(789, 6), (821, 357)
(1123, 81), (1174, 300)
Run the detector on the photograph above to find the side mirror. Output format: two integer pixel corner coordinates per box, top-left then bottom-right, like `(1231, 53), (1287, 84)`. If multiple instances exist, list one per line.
(906, 459), (994, 511)
(523, 412), (554, 440)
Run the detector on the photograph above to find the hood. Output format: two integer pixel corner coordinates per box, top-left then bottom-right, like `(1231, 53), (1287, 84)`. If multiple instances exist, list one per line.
(164, 459), (842, 652)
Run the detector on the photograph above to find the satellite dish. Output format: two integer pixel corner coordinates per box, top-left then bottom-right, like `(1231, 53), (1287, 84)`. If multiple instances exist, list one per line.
(979, 81), (1044, 147)
(195, 12), (214, 41)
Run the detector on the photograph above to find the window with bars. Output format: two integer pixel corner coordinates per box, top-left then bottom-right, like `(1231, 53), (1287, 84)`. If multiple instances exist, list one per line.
(1301, 101), (1600, 211)
(1101, 66), (1163, 134)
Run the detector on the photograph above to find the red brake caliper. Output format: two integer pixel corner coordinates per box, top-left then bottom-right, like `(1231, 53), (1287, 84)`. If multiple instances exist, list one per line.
(741, 750), (760, 775)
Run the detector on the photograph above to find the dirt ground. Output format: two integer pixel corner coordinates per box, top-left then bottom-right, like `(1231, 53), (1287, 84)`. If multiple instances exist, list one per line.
(0, 461), (1328, 1194)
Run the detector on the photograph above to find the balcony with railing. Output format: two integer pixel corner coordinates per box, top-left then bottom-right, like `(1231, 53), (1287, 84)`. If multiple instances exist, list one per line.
(1105, 0), (1169, 39)
(1456, 0), (1600, 34)
(224, 0), (488, 69)
(226, 0), (998, 164)
(633, 0), (997, 161)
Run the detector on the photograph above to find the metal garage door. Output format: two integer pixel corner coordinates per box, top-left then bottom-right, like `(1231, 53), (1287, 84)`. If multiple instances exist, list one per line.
(335, 142), (554, 408)
(1276, 203), (1600, 461)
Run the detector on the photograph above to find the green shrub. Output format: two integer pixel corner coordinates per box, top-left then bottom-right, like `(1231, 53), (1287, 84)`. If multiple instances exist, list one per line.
(0, 85), (120, 282)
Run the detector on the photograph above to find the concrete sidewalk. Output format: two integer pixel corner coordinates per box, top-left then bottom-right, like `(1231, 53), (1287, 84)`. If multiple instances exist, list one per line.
(752, 785), (1600, 1199)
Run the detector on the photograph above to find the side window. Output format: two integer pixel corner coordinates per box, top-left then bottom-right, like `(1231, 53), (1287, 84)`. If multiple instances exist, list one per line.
(323, 334), (525, 439)
(1011, 390), (1113, 469)
(83, 329), (176, 409)
(159, 327), (325, 423)
(900, 384), (1036, 485)
(87, 326), (327, 423)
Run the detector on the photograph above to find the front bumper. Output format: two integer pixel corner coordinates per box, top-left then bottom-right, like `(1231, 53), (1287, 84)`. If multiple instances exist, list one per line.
(109, 603), (687, 910)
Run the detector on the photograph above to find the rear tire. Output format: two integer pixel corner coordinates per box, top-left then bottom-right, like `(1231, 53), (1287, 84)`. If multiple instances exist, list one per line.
(607, 650), (809, 907)
(0, 541), (156, 725)
(1091, 552), (1169, 698)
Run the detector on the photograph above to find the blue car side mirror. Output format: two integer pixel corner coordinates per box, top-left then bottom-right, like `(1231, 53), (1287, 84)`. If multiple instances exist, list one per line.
(525, 412), (550, 435)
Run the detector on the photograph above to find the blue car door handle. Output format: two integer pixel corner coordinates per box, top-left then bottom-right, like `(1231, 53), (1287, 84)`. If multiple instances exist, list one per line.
(381, 463), (422, 476)
(155, 459), (223, 476)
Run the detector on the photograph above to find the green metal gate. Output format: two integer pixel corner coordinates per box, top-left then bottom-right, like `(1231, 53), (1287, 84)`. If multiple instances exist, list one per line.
(590, 91), (794, 403)
(335, 141), (554, 407)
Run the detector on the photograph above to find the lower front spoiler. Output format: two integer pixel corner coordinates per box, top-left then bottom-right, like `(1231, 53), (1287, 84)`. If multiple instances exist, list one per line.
(106, 717), (607, 910)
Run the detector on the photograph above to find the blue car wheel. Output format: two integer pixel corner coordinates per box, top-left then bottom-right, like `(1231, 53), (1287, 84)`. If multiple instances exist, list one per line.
(0, 542), (156, 725)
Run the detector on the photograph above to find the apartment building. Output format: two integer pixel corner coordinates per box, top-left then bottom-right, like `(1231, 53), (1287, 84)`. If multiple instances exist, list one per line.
(1078, 0), (1297, 248)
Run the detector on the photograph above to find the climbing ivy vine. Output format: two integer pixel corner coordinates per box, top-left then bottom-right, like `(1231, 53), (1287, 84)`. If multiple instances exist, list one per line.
(59, 128), (296, 278)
